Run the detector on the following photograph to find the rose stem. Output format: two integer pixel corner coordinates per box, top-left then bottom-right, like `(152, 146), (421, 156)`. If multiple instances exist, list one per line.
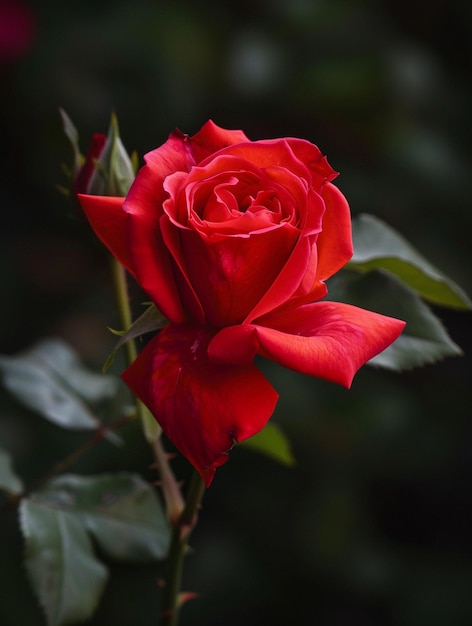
(111, 255), (206, 624)
(109, 256), (185, 520)
(161, 470), (206, 626)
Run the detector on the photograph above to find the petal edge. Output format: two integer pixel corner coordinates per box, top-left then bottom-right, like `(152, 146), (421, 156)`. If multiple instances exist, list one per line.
(210, 302), (406, 388)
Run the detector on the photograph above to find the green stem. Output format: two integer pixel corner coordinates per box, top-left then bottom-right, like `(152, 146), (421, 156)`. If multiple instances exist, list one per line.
(150, 436), (185, 525)
(109, 256), (185, 521)
(111, 256), (205, 625)
(161, 471), (206, 626)
(110, 256), (137, 364)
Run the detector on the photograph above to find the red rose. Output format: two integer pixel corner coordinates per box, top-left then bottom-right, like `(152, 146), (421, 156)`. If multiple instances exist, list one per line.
(79, 120), (405, 485)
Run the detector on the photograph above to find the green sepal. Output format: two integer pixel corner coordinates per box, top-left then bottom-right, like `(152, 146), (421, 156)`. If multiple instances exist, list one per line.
(59, 108), (83, 178)
(131, 149), (140, 174)
(103, 304), (167, 373)
(88, 111), (135, 197)
(241, 422), (295, 466)
(139, 401), (162, 444)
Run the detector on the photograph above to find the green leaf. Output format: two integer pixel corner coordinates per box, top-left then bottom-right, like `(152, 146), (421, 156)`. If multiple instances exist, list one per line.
(20, 499), (108, 626)
(0, 447), (23, 495)
(103, 304), (167, 373)
(329, 270), (462, 370)
(58, 108), (83, 178)
(0, 339), (118, 430)
(348, 213), (471, 310)
(241, 422), (295, 466)
(19, 473), (169, 625)
(29, 339), (119, 404)
(34, 473), (170, 562)
(116, 304), (167, 349)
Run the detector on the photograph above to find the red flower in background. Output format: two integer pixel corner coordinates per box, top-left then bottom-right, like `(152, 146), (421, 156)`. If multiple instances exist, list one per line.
(0, 0), (35, 63)
(79, 121), (405, 485)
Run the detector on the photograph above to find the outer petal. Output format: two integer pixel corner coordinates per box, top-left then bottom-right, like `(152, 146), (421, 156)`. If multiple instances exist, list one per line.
(118, 130), (197, 321)
(285, 138), (338, 187)
(141, 129), (195, 208)
(316, 183), (353, 281)
(121, 165), (190, 323)
(210, 138), (313, 182)
(209, 302), (406, 388)
(122, 323), (279, 486)
(189, 120), (250, 164)
(78, 194), (134, 274)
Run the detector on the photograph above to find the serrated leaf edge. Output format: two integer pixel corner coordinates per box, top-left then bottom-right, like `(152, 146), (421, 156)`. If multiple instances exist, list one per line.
(19, 498), (109, 626)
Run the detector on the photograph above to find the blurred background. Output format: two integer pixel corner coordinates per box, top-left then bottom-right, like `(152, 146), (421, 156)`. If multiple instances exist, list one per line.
(1, 0), (471, 624)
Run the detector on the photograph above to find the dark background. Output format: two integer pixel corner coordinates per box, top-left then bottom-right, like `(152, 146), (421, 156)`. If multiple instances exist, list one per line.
(1, 1), (471, 625)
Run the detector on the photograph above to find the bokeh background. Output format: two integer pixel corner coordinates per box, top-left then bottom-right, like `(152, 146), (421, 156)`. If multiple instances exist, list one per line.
(1, 0), (471, 625)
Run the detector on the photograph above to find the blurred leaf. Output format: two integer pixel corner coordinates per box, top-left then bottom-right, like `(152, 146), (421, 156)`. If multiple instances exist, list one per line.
(28, 339), (119, 403)
(36, 473), (170, 561)
(0, 448), (23, 495)
(0, 356), (98, 429)
(328, 271), (462, 370)
(348, 213), (471, 310)
(19, 473), (170, 625)
(0, 339), (119, 430)
(241, 422), (295, 466)
(20, 499), (108, 626)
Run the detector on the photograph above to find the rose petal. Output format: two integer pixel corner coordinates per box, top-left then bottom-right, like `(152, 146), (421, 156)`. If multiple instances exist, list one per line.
(78, 194), (134, 273)
(316, 183), (353, 280)
(118, 165), (185, 323)
(141, 129), (195, 208)
(167, 156), (308, 234)
(160, 213), (206, 323)
(275, 183), (353, 310)
(285, 138), (339, 186)
(190, 120), (250, 164)
(244, 189), (327, 322)
(122, 323), (279, 485)
(209, 302), (406, 388)
(117, 131), (198, 322)
(179, 223), (299, 326)
(210, 138), (313, 183)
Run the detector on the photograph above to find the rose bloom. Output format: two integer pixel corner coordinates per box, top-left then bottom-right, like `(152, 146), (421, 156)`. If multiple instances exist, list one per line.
(79, 121), (405, 485)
